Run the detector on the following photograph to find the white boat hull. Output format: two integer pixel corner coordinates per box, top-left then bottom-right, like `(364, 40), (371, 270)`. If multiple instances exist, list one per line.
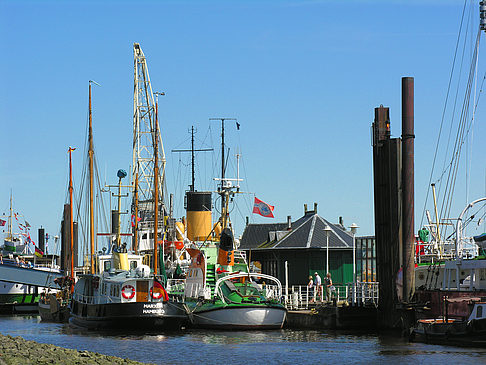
(192, 306), (287, 329)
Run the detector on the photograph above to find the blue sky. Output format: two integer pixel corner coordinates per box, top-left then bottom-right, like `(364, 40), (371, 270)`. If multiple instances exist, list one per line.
(1, 0), (485, 253)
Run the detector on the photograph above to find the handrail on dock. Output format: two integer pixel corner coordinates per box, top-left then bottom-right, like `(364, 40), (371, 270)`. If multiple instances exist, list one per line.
(283, 282), (379, 309)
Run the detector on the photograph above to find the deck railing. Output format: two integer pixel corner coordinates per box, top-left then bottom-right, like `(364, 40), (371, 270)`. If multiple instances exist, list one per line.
(283, 282), (379, 309)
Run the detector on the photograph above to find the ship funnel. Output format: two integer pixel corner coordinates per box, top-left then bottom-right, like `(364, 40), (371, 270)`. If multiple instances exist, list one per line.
(186, 191), (212, 241)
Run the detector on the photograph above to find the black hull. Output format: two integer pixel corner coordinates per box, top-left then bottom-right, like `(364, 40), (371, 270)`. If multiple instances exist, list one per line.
(411, 331), (486, 347)
(0, 303), (38, 315)
(69, 300), (188, 330)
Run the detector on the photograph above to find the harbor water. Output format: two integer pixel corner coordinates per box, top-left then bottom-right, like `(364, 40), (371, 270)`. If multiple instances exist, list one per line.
(1, 315), (486, 364)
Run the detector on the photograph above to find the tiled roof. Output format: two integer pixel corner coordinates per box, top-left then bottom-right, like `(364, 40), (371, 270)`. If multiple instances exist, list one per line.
(239, 213), (354, 250)
(239, 222), (288, 249)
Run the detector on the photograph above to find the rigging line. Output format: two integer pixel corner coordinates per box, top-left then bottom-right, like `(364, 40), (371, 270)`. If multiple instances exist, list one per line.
(420, 0), (468, 228)
(442, 60), (476, 237)
(438, 11), (472, 215)
(437, 4), (472, 224)
(439, 28), (480, 233)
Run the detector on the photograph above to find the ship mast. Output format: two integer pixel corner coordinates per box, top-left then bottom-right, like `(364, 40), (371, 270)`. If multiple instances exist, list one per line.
(153, 94), (162, 275)
(68, 147), (75, 286)
(171, 126), (213, 192)
(88, 81), (95, 274)
(210, 118), (236, 229)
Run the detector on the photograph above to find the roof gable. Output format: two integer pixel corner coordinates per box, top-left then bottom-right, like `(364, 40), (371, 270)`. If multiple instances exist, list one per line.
(239, 213), (353, 250)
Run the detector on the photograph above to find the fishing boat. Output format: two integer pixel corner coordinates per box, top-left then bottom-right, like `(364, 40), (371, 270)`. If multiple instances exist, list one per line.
(411, 297), (486, 347)
(181, 119), (287, 329)
(70, 70), (187, 329)
(0, 194), (62, 314)
(70, 172), (188, 330)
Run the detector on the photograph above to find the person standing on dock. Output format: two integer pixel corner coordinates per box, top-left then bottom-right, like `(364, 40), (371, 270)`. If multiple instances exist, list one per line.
(314, 272), (322, 301)
(325, 273), (333, 301)
(307, 275), (314, 303)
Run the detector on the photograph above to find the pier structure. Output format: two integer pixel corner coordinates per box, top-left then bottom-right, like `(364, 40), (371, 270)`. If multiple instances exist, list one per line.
(372, 77), (416, 329)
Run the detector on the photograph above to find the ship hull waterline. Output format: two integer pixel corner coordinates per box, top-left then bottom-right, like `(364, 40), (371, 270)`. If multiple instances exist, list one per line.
(69, 300), (189, 330)
(188, 305), (287, 330)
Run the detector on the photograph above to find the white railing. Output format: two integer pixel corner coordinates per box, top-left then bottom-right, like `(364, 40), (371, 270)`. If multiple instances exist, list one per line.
(346, 282), (379, 307)
(215, 273), (283, 304)
(283, 282), (379, 309)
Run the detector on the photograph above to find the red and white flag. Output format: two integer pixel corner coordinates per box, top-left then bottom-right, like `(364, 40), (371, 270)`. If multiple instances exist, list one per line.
(0, 219), (6, 226)
(252, 197), (274, 218)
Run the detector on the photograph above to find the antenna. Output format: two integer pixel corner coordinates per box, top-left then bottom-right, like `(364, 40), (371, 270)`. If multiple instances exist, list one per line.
(171, 126), (213, 192)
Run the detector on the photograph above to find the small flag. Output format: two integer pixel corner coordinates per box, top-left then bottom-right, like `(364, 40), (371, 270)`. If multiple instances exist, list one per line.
(24, 220), (31, 228)
(14, 213), (18, 221)
(252, 197), (275, 218)
(45, 233), (49, 242)
(0, 219), (5, 226)
(131, 215), (142, 227)
(35, 247), (44, 257)
(236, 122), (240, 130)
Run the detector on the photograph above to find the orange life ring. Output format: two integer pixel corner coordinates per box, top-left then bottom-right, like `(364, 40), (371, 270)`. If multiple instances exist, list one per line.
(121, 285), (135, 300)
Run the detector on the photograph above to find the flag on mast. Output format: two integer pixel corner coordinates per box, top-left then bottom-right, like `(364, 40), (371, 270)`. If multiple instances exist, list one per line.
(252, 197), (274, 218)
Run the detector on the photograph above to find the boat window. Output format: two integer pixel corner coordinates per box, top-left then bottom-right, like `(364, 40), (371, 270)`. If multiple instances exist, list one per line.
(477, 305), (483, 318)
(142, 233), (147, 239)
(130, 261), (137, 270)
(104, 261), (112, 271)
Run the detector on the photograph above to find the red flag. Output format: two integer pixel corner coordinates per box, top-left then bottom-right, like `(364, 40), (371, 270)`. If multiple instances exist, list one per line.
(0, 219), (5, 226)
(252, 197), (274, 218)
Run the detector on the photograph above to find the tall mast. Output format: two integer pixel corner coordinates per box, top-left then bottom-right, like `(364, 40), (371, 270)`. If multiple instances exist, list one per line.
(153, 95), (161, 275)
(88, 81), (95, 274)
(209, 118), (236, 229)
(68, 147), (75, 284)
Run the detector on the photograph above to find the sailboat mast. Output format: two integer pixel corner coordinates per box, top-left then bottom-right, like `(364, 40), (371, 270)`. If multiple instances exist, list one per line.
(68, 147), (75, 282)
(153, 96), (160, 275)
(88, 82), (95, 274)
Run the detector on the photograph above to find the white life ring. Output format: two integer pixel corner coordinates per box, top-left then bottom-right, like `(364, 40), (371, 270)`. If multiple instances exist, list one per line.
(121, 285), (135, 300)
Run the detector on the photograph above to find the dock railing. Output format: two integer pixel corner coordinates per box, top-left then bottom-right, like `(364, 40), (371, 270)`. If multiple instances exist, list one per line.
(283, 282), (379, 310)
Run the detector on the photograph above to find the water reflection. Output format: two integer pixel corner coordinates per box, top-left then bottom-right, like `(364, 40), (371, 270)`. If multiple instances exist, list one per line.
(1, 315), (486, 365)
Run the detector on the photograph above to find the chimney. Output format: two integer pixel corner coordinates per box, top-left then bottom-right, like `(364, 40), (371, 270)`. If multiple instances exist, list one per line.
(304, 204), (308, 214)
(339, 216), (344, 227)
(314, 203), (318, 213)
(287, 216), (292, 230)
(246, 216), (249, 226)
